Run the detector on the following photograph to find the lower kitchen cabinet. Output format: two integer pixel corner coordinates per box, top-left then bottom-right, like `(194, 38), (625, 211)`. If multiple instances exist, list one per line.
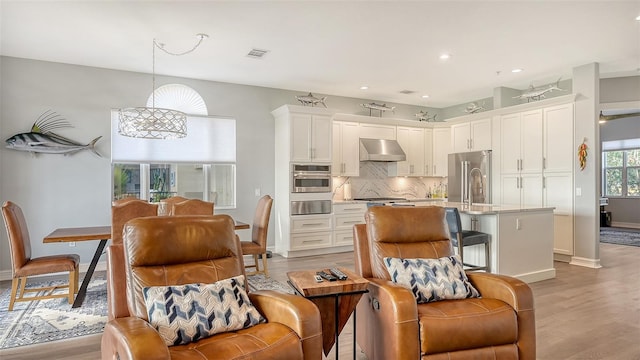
(333, 202), (367, 247)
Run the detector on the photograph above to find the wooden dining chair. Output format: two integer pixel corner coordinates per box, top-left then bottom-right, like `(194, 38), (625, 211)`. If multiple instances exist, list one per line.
(170, 199), (214, 215)
(240, 195), (273, 277)
(1, 201), (80, 311)
(158, 196), (189, 216)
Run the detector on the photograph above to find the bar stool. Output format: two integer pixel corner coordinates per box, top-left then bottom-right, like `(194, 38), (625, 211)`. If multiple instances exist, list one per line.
(445, 207), (491, 272)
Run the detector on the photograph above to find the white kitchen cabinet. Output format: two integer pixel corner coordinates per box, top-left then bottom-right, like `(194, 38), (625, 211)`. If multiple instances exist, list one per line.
(290, 112), (332, 163)
(389, 126), (425, 176)
(423, 128), (433, 176)
(500, 110), (543, 175)
(332, 202), (366, 247)
(451, 118), (491, 153)
(432, 127), (451, 176)
(358, 123), (396, 140)
(332, 121), (360, 176)
(500, 173), (543, 208)
(544, 104), (574, 173)
(493, 101), (575, 259)
(273, 105), (336, 258)
(544, 171), (574, 256)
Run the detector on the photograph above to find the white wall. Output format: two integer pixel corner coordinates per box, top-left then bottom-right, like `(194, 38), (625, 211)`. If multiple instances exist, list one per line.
(0, 56), (429, 275)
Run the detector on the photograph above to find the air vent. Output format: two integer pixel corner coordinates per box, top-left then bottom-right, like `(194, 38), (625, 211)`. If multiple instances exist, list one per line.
(399, 90), (416, 95)
(247, 48), (269, 59)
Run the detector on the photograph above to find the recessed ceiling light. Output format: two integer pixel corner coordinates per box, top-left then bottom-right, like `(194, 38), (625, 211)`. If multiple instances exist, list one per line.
(512, 68), (524, 73)
(422, 95), (430, 99)
(360, 86), (369, 90)
(636, 15), (640, 20)
(439, 53), (451, 60)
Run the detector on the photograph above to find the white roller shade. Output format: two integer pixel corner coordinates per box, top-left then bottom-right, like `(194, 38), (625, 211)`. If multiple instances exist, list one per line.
(111, 111), (236, 163)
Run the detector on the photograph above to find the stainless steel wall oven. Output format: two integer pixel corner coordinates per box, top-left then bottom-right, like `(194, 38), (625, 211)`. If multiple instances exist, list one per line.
(291, 164), (332, 193)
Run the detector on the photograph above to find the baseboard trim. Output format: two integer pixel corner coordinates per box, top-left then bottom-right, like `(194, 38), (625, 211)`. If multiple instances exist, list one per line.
(514, 268), (556, 283)
(570, 256), (602, 269)
(277, 245), (353, 258)
(609, 221), (640, 229)
(554, 253), (572, 263)
(0, 261), (107, 282)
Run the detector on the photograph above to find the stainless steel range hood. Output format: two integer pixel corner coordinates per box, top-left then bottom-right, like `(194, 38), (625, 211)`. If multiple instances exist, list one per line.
(359, 138), (406, 162)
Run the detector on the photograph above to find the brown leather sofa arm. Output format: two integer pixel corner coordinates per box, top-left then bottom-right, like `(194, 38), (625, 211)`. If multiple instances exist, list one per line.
(364, 278), (421, 360)
(249, 290), (322, 360)
(467, 272), (536, 360)
(106, 244), (130, 321)
(101, 317), (170, 360)
(466, 272), (534, 311)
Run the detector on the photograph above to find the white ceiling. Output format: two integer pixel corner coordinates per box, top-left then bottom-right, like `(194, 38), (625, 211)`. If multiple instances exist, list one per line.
(1, 1), (639, 108)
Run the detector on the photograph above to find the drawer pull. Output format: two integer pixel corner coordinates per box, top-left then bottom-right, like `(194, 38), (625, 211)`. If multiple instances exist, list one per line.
(302, 239), (324, 243)
(342, 220), (361, 224)
(302, 223), (324, 226)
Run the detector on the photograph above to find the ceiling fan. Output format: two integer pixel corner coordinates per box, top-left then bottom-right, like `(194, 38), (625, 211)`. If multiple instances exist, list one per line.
(599, 110), (640, 122)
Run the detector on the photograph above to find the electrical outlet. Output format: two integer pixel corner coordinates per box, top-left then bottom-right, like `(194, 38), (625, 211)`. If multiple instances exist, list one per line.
(254, 188), (261, 196)
(69, 242), (76, 247)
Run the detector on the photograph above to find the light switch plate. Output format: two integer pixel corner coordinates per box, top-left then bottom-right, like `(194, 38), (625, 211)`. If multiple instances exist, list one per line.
(575, 188), (582, 196)
(255, 188), (261, 196)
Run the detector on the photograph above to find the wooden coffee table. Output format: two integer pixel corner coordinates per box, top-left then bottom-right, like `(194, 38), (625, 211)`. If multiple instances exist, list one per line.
(287, 268), (368, 359)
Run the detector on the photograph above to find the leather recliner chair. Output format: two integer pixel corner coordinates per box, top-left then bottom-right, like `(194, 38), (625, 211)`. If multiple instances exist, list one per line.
(101, 215), (323, 360)
(353, 206), (535, 360)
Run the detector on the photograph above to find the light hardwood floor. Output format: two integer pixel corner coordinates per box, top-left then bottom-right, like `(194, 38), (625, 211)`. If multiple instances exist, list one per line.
(1, 243), (639, 360)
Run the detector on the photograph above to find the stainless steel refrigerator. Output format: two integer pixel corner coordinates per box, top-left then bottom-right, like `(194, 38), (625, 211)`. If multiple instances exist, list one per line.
(447, 150), (492, 204)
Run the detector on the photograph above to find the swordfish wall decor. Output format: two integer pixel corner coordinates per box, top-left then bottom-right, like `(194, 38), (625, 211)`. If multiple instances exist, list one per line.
(5, 110), (102, 157)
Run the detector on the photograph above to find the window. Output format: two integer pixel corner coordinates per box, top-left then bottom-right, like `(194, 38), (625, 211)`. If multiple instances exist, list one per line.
(111, 84), (237, 208)
(113, 163), (236, 208)
(602, 148), (640, 198)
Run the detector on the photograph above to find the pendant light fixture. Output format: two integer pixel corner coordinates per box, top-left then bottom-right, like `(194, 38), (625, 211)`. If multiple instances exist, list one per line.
(118, 33), (208, 139)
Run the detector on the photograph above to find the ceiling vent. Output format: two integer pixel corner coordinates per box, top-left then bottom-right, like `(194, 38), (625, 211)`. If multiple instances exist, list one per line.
(247, 48), (269, 59)
(399, 90), (416, 95)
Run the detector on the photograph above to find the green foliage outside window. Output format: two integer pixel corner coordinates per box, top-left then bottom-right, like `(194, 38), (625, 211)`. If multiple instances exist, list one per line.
(603, 149), (640, 198)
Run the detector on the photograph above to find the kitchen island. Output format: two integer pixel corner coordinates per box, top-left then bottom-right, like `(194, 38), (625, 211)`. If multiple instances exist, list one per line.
(336, 199), (556, 283)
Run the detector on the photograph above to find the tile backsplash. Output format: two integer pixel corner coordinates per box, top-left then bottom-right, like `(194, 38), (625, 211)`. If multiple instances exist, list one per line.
(332, 162), (446, 200)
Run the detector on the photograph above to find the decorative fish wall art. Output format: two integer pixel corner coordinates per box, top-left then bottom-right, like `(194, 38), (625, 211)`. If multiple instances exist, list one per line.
(5, 110), (102, 157)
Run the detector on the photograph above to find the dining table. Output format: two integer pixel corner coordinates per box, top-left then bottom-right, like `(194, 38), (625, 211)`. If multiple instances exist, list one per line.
(43, 220), (250, 308)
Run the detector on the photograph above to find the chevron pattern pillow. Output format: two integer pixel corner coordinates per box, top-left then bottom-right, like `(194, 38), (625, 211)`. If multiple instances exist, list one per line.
(383, 255), (480, 303)
(143, 275), (266, 346)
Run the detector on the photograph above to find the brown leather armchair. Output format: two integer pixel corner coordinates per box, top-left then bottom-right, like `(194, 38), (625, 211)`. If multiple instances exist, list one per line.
(353, 206), (535, 360)
(101, 215), (322, 360)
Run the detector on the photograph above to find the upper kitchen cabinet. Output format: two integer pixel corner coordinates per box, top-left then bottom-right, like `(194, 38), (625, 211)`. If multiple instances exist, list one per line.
(500, 109), (544, 175)
(389, 126), (425, 176)
(273, 105), (333, 164)
(358, 123), (396, 140)
(451, 118), (492, 153)
(423, 128), (433, 176)
(332, 121), (360, 176)
(432, 127), (451, 176)
(543, 103), (574, 173)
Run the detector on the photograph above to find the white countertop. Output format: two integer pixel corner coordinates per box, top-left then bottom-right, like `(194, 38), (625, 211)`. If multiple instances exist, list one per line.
(333, 199), (554, 215)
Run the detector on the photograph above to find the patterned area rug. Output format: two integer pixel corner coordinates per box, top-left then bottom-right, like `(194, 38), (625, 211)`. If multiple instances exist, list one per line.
(0, 274), (291, 349)
(0, 276), (107, 349)
(600, 228), (640, 247)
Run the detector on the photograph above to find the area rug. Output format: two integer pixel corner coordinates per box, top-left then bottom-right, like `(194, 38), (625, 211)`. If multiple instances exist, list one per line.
(600, 228), (640, 247)
(0, 276), (107, 349)
(0, 274), (292, 349)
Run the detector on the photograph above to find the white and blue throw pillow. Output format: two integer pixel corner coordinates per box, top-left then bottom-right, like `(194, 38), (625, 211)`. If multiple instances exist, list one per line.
(143, 275), (266, 346)
(383, 255), (480, 303)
